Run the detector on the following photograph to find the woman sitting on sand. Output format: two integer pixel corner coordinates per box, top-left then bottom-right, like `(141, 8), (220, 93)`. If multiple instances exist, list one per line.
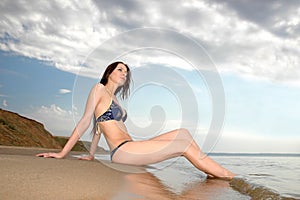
(37, 61), (235, 180)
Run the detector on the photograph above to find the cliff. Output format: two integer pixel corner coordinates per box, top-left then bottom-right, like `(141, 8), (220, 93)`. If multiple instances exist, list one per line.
(0, 108), (90, 152)
(0, 108), (63, 148)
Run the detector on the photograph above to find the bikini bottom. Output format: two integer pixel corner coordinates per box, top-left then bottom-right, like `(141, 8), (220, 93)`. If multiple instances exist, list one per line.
(110, 140), (132, 161)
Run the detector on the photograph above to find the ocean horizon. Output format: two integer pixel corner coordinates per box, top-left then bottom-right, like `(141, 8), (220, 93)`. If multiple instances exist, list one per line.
(208, 152), (300, 157)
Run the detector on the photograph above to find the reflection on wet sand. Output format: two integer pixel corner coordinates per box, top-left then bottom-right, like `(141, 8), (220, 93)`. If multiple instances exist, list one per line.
(99, 157), (248, 199)
(113, 172), (242, 200)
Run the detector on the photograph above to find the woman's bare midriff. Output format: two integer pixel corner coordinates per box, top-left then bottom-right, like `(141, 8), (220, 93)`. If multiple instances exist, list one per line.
(98, 121), (132, 150)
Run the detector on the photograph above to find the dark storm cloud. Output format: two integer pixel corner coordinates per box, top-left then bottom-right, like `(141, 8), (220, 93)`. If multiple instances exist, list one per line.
(208, 0), (300, 38)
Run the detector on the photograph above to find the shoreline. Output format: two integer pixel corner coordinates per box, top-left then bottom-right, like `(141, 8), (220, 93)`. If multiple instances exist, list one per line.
(0, 145), (249, 200)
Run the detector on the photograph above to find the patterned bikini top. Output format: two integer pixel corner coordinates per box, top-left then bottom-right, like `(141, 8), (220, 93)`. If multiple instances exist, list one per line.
(96, 99), (127, 122)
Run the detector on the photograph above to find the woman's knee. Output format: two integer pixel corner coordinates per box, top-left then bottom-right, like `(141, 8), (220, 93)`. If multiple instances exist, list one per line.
(177, 128), (203, 152)
(177, 128), (193, 140)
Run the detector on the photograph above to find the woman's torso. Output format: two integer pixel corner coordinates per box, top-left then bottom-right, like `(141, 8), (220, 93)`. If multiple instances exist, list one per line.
(94, 84), (132, 150)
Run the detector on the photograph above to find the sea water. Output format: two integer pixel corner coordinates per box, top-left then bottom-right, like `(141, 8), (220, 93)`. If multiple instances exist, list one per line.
(93, 153), (300, 199)
(152, 154), (300, 199)
(214, 154), (300, 199)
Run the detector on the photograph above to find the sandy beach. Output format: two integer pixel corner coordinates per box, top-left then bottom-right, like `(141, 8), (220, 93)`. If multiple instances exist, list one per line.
(0, 145), (248, 200)
(0, 146), (126, 200)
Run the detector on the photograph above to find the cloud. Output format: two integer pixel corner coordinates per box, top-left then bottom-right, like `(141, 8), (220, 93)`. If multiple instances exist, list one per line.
(0, 0), (299, 86)
(2, 99), (7, 107)
(202, 0), (300, 85)
(24, 104), (79, 137)
(58, 88), (71, 94)
(0, 0), (113, 74)
(208, 0), (300, 39)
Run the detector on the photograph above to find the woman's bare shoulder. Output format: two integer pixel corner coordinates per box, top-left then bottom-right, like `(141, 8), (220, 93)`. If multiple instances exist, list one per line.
(92, 83), (105, 90)
(90, 83), (106, 97)
(94, 82), (104, 88)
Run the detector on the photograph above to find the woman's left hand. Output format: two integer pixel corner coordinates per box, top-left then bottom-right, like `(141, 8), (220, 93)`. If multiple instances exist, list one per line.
(36, 152), (65, 159)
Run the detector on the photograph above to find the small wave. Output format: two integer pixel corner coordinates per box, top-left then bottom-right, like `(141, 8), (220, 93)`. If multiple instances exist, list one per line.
(230, 177), (298, 200)
(248, 173), (273, 177)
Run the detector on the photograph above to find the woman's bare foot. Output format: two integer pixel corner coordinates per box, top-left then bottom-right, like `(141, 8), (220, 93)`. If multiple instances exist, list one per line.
(206, 173), (236, 181)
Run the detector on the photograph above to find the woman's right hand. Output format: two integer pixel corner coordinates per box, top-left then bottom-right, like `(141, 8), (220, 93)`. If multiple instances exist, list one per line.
(78, 155), (94, 161)
(36, 152), (65, 159)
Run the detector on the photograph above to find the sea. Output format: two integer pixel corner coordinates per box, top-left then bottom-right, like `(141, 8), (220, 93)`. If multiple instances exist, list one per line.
(213, 153), (300, 200)
(93, 153), (300, 199)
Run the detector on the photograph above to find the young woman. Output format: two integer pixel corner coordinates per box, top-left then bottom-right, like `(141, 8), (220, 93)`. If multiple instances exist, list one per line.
(37, 61), (235, 180)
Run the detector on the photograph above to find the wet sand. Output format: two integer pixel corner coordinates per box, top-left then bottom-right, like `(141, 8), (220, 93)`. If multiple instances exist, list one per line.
(0, 146), (249, 199)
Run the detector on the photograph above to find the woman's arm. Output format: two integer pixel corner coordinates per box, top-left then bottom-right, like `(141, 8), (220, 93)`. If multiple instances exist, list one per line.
(37, 84), (102, 158)
(79, 130), (101, 160)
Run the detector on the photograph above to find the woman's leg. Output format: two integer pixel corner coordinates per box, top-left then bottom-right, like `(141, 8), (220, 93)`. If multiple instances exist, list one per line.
(112, 128), (235, 179)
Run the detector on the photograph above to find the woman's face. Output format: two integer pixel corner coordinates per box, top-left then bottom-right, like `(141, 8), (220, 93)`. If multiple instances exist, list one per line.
(109, 63), (128, 86)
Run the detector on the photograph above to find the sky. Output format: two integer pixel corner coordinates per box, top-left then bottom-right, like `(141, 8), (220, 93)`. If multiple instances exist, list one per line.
(0, 0), (299, 153)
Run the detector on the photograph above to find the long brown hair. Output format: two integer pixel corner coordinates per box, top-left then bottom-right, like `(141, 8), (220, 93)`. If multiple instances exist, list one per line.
(100, 61), (131, 100)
